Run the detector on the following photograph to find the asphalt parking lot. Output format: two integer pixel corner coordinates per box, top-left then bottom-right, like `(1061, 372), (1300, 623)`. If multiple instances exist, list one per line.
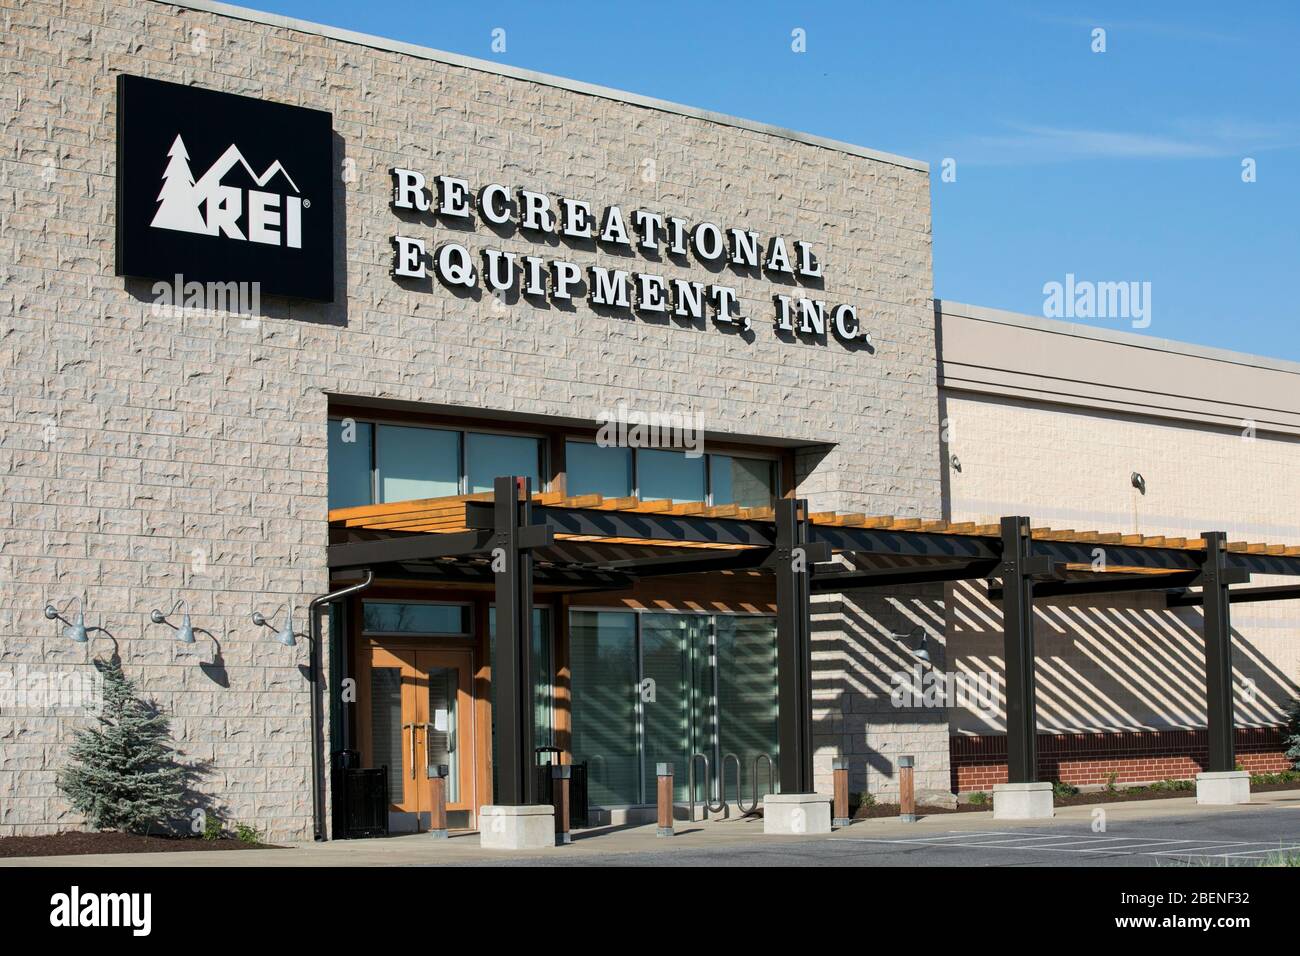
(477, 804), (1300, 868)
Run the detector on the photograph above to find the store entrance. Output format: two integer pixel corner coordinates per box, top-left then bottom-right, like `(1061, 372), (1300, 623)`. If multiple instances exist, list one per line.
(363, 645), (475, 832)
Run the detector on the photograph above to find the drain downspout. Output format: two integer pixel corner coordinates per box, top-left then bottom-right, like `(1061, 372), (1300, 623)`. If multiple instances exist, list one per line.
(307, 571), (373, 841)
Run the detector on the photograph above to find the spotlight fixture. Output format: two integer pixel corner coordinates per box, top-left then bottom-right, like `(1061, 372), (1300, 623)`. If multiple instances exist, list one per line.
(949, 454), (962, 473)
(891, 625), (931, 663)
(1131, 471), (1146, 495)
(252, 602), (297, 647)
(44, 598), (88, 643)
(150, 599), (196, 644)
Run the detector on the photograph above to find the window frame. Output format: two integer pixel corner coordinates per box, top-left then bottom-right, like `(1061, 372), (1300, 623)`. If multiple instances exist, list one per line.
(360, 599), (475, 638)
(564, 436), (781, 507)
(329, 415), (549, 507)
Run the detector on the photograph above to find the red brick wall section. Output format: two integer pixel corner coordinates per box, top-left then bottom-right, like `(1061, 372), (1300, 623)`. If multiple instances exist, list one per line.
(951, 727), (1292, 792)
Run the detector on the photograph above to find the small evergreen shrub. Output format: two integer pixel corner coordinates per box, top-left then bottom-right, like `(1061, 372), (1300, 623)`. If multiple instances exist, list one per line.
(1285, 698), (1300, 770)
(56, 658), (187, 834)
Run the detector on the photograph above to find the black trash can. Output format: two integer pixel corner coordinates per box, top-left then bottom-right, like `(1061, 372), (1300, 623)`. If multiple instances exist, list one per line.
(331, 750), (389, 839)
(534, 747), (588, 830)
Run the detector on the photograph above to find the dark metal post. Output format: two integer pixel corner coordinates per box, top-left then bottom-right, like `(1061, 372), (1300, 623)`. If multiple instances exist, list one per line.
(775, 497), (814, 793)
(1200, 531), (1236, 773)
(493, 475), (535, 806)
(999, 516), (1039, 784)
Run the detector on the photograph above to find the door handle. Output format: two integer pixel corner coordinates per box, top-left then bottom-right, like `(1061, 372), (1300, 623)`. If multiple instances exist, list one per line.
(402, 723), (417, 779)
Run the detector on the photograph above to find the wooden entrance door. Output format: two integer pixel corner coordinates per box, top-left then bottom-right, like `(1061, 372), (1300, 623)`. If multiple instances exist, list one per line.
(364, 645), (475, 831)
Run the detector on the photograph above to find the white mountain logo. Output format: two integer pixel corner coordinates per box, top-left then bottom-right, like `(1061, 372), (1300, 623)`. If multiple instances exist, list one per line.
(150, 134), (305, 248)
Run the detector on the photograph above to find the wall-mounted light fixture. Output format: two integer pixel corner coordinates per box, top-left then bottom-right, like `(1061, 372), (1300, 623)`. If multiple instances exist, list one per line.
(150, 599), (196, 644)
(891, 625), (931, 663)
(949, 454), (962, 473)
(252, 602), (298, 648)
(44, 597), (98, 644)
(1131, 471), (1146, 495)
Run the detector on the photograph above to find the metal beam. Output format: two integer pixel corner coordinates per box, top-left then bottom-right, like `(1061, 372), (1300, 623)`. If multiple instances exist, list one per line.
(998, 516), (1042, 784)
(987, 568), (1248, 601)
(1200, 532), (1236, 773)
(1167, 583), (1300, 607)
(493, 476), (542, 806)
(354, 561), (633, 592)
(775, 498), (814, 794)
(811, 559), (1000, 593)
(601, 548), (774, 577)
(327, 529), (496, 570)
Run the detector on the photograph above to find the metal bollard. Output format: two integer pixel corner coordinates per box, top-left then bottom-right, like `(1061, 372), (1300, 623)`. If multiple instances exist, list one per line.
(899, 755), (916, 823)
(656, 762), (674, 837)
(553, 764), (572, 845)
(429, 763), (449, 838)
(832, 757), (852, 827)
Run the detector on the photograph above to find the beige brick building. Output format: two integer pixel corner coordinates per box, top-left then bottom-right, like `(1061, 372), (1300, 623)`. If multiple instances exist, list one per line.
(0, 0), (1295, 840)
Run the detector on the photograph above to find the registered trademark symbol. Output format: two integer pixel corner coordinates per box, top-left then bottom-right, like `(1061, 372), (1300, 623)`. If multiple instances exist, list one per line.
(302, 199), (311, 208)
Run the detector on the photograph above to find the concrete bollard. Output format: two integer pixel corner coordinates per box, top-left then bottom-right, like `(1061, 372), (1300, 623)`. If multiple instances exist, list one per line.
(429, 763), (449, 838)
(899, 755), (916, 823)
(656, 762), (674, 837)
(832, 757), (852, 827)
(553, 764), (572, 845)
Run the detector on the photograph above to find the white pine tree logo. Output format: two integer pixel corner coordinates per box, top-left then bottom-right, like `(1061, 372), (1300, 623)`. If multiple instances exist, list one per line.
(148, 133), (305, 248)
(151, 134), (208, 232)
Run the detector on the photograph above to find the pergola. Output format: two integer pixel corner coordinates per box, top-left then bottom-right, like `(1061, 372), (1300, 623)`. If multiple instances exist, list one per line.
(327, 475), (1300, 805)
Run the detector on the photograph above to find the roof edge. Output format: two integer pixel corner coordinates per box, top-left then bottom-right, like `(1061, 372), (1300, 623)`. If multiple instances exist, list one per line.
(152, 0), (929, 173)
(936, 299), (1300, 377)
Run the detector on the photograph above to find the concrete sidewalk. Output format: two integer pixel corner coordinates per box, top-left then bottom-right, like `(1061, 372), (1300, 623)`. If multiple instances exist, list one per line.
(4, 789), (1297, 866)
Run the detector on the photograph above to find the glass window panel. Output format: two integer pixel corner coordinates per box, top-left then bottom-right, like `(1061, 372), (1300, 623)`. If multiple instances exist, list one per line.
(640, 613), (713, 802)
(376, 424), (459, 503)
(710, 454), (776, 509)
(328, 419), (373, 509)
(566, 441), (632, 498)
(637, 448), (706, 503)
(569, 610), (640, 806)
(716, 616), (779, 798)
(426, 666), (460, 803)
(466, 432), (542, 494)
(363, 603), (470, 635)
(369, 667), (403, 802)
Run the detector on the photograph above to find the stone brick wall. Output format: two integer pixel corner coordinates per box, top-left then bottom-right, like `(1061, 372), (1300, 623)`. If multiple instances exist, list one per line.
(0, 0), (939, 837)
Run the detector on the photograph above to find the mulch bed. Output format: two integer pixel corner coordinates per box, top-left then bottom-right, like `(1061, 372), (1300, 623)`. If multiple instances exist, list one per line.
(0, 831), (283, 858)
(853, 782), (1300, 818)
(853, 802), (984, 819)
(1056, 780), (1300, 807)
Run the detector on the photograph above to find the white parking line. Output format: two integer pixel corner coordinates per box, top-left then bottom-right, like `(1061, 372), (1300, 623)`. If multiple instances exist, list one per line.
(845, 831), (1298, 860)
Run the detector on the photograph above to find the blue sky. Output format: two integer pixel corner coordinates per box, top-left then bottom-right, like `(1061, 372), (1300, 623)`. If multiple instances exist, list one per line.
(251, 0), (1299, 360)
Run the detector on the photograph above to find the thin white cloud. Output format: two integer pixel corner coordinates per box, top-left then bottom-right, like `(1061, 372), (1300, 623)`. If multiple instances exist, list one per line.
(951, 120), (1300, 166)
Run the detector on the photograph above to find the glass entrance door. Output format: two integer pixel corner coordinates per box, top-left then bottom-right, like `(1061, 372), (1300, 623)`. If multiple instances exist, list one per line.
(365, 646), (474, 831)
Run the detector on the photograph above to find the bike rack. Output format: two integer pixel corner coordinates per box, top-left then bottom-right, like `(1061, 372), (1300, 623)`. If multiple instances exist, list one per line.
(724, 752), (775, 816)
(687, 752), (775, 821)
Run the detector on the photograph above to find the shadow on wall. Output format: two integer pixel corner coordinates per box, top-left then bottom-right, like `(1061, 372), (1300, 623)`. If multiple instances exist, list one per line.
(944, 580), (1300, 735)
(810, 583), (951, 795)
